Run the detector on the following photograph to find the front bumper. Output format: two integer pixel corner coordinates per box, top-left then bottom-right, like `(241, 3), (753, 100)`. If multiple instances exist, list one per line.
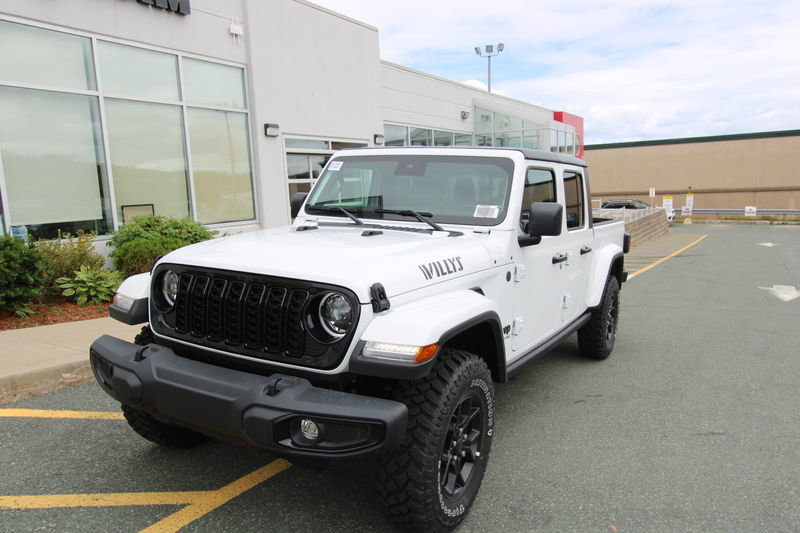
(89, 335), (408, 458)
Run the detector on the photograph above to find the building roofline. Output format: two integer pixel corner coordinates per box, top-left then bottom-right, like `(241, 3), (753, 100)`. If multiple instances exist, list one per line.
(585, 129), (800, 150)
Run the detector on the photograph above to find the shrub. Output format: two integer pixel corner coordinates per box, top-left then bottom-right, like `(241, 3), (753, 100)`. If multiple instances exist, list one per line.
(108, 216), (216, 276)
(56, 266), (124, 306)
(113, 236), (187, 278)
(0, 236), (46, 315)
(36, 230), (105, 298)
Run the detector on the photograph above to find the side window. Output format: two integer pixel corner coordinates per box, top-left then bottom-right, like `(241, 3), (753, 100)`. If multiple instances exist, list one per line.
(521, 167), (556, 231)
(563, 171), (585, 229)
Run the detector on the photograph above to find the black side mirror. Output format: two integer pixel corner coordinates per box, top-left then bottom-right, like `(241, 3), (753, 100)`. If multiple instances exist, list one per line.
(519, 202), (563, 247)
(290, 192), (308, 219)
(530, 202), (563, 237)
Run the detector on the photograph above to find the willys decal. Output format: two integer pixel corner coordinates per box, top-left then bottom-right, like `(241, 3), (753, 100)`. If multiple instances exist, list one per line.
(418, 256), (463, 280)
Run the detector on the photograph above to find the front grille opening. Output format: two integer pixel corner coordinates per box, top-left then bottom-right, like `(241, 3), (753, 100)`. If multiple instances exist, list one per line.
(152, 265), (358, 369)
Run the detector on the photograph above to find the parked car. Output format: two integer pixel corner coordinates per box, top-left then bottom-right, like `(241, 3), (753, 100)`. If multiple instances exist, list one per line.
(601, 199), (651, 209)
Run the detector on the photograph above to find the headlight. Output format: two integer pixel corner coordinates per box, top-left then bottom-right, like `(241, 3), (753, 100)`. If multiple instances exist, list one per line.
(162, 270), (179, 307)
(319, 292), (353, 337)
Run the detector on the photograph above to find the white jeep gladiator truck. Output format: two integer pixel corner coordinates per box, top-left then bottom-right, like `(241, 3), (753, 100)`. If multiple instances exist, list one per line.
(91, 147), (628, 532)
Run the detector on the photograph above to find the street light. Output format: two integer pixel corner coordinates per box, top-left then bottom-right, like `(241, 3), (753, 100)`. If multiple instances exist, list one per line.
(474, 43), (504, 92)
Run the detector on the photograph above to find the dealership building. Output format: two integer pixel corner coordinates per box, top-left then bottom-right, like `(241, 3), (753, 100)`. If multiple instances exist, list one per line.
(0, 0), (583, 240)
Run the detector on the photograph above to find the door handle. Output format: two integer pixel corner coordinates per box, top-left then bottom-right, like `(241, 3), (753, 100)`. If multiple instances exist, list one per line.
(552, 253), (568, 264)
(580, 245), (592, 255)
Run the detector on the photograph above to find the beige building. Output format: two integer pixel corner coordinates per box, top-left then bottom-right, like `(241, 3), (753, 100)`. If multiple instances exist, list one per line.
(584, 130), (800, 215)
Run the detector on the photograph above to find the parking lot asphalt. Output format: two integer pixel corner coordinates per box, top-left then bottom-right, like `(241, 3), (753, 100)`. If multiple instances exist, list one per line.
(1, 223), (798, 532)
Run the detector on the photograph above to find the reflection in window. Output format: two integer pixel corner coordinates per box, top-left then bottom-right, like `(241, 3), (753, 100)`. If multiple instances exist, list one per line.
(454, 133), (473, 146)
(287, 155), (312, 180)
(98, 41), (179, 101)
(384, 124), (407, 146)
(187, 109), (254, 224)
(434, 130), (454, 146)
(409, 128), (432, 146)
(0, 20), (96, 91)
(183, 58), (246, 108)
(564, 171), (585, 229)
(105, 99), (190, 220)
(0, 87), (111, 238)
(286, 139), (330, 150)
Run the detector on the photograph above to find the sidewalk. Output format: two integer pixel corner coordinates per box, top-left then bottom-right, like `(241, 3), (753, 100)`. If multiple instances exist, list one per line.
(0, 317), (141, 405)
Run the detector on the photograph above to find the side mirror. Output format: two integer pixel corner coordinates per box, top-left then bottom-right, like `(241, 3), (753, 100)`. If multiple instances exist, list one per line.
(290, 192), (309, 219)
(529, 202), (563, 237)
(519, 202), (562, 247)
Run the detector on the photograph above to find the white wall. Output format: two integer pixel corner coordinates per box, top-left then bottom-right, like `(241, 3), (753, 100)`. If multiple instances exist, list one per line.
(243, 0), (384, 225)
(381, 62), (562, 132)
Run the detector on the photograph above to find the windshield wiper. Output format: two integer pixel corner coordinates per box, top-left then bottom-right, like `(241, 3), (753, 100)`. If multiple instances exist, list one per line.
(375, 209), (445, 232)
(306, 204), (364, 225)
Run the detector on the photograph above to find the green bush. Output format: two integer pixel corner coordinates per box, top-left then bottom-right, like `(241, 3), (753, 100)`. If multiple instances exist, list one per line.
(36, 230), (105, 298)
(0, 236), (46, 315)
(113, 236), (187, 278)
(108, 216), (216, 276)
(56, 266), (124, 306)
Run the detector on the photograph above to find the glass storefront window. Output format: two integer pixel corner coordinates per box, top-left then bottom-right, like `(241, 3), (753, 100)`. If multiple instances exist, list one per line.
(187, 109), (254, 224)
(105, 99), (190, 220)
(287, 155), (312, 180)
(475, 107), (492, 134)
(0, 87), (111, 238)
(182, 57), (246, 109)
(409, 128), (432, 146)
(384, 124), (408, 146)
(0, 20), (96, 91)
(310, 155), (330, 179)
(454, 133), (472, 146)
(98, 41), (179, 101)
(434, 130), (454, 146)
(286, 139), (330, 150)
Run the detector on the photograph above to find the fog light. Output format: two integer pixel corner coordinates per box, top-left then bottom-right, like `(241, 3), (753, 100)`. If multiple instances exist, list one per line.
(300, 418), (319, 440)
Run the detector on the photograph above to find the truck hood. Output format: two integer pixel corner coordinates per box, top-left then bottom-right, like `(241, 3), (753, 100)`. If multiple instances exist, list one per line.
(160, 225), (494, 303)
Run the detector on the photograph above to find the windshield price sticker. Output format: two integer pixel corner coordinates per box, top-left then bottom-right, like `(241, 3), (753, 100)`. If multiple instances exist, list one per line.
(474, 205), (501, 218)
(328, 161), (343, 171)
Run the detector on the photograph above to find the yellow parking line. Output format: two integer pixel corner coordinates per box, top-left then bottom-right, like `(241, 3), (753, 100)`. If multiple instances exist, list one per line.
(0, 459), (292, 532)
(0, 408), (124, 420)
(140, 459), (292, 533)
(0, 492), (205, 509)
(629, 234), (708, 279)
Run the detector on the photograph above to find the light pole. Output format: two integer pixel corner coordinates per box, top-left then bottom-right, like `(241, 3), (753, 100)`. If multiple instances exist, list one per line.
(474, 43), (504, 92)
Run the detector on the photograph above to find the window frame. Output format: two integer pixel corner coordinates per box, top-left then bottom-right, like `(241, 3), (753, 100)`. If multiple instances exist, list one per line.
(563, 170), (586, 231)
(0, 15), (257, 237)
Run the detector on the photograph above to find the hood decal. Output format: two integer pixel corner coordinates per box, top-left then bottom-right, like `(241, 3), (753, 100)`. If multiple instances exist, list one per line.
(418, 256), (464, 281)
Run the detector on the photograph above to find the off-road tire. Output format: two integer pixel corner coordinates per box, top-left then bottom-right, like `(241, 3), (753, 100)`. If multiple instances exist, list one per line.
(578, 276), (620, 360)
(120, 326), (209, 449)
(376, 349), (495, 532)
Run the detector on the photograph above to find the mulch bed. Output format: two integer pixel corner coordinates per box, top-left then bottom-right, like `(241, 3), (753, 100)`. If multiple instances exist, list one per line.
(0, 301), (109, 331)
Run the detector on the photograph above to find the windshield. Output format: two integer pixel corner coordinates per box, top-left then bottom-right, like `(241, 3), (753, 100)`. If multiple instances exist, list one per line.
(305, 155), (514, 226)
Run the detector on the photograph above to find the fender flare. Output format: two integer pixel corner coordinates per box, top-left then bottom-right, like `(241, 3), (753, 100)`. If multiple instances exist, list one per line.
(586, 245), (624, 308)
(109, 272), (150, 325)
(351, 290), (505, 380)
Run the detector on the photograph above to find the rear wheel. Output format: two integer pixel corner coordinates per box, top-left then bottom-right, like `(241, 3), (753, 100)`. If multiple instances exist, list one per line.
(578, 276), (620, 360)
(376, 349), (495, 532)
(120, 326), (209, 449)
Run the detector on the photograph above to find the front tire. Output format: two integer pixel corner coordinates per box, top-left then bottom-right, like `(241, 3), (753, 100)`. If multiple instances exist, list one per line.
(376, 349), (495, 532)
(120, 325), (209, 449)
(578, 276), (620, 360)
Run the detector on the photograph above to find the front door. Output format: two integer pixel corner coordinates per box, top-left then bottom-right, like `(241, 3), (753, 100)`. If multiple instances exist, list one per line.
(511, 166), (567, 354)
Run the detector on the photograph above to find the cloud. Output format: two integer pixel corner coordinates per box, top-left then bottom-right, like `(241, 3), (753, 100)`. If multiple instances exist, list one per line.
(312, 0), (800, 143)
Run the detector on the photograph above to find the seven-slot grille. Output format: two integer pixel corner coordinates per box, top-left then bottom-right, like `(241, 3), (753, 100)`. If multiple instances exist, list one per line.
(172, 271), (310, 356)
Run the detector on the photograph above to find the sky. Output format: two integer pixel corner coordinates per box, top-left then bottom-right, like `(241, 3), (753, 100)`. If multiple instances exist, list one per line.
(310, 0), (800, 144)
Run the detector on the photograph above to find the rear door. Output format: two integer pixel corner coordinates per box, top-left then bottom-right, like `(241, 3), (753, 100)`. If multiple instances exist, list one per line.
(558, 168), (592, 323)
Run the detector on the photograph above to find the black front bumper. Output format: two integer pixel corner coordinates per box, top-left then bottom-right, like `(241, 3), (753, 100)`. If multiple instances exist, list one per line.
(89, 335), (408, 458)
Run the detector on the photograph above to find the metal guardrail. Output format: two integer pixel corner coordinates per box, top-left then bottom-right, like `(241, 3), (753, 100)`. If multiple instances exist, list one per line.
(685, 209), (800, 215)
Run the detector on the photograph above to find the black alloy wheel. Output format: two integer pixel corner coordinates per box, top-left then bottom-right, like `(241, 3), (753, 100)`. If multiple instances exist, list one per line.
(440, 389), (485, 499)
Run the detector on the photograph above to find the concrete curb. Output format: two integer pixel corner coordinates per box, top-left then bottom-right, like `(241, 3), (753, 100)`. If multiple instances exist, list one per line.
(0, 317), (141, 406)
(0, 361), (94, 406)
